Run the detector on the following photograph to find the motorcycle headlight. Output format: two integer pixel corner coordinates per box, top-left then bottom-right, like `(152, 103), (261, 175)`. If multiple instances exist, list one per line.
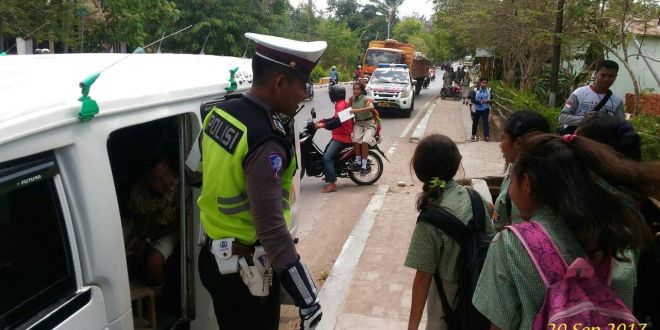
(400, 88), (411, 98)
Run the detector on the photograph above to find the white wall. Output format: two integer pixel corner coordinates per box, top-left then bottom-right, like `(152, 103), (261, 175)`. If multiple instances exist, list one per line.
(609, 36), (660, 97)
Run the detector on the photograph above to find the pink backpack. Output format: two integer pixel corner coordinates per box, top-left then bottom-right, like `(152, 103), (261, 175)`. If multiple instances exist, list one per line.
(507, 221), (639, 329)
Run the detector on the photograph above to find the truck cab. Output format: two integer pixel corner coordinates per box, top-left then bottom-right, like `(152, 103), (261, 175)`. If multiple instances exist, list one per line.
(0, 53), (300, 330)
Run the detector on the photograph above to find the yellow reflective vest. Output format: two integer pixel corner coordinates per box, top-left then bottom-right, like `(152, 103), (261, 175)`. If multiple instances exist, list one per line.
(197, 96), (296, 245)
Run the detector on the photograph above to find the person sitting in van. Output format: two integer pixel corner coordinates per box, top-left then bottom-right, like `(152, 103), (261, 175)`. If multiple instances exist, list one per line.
(125, 159), (180, 287)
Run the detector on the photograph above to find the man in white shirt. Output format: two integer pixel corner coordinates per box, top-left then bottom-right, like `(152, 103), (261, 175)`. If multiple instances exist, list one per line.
(558, 60), (625, 134)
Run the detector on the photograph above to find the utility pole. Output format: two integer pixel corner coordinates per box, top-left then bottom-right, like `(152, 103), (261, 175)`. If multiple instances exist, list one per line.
(548, 0), (565, 107)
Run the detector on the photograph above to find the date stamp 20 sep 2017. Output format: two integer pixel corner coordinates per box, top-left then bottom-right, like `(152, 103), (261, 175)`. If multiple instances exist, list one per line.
(548, 324), (648, 330)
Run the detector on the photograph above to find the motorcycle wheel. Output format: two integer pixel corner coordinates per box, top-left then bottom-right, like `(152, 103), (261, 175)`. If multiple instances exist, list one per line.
(348, 150), (384, 185)
(454, 93), (463, 101)
(440, 92), (447, 100)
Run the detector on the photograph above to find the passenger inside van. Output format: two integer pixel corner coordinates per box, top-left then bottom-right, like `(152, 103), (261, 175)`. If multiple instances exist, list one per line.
(123, 159), (180, 287)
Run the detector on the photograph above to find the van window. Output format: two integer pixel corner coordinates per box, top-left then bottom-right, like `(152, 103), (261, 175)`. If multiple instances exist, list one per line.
(0, 152), (76, 329)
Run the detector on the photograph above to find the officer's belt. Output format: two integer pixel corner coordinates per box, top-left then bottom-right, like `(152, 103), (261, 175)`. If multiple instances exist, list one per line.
(203, 235), (255, 258)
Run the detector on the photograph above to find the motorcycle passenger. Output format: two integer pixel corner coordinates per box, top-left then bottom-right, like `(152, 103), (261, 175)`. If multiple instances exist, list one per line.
(348, 82), (376, 176)
(315, 85), (353, 193)
(329, 66), (338, 86)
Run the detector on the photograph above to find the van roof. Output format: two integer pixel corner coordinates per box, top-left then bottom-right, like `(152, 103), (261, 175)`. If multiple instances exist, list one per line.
(0, 54), (252, 141)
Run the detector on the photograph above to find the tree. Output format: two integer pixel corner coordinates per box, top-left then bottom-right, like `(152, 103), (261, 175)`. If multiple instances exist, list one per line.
(566, 0), (659, 114)
(368, 0), (405, 39)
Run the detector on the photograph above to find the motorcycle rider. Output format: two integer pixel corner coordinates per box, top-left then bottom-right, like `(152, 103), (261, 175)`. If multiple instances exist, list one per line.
(353, 65), (363, 82)
(329, 66), (338, 86)
(315, 85), (353, 193)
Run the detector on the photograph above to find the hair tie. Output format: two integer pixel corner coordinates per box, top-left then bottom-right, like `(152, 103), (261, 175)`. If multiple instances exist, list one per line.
(562, 134), (577, 144)
(428, 177), (446, 189)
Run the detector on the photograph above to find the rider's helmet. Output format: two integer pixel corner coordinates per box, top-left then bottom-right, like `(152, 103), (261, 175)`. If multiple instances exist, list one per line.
(329, 85), (346, 103)
(331, 65), (336, 70)
(357, 65), (362, 69)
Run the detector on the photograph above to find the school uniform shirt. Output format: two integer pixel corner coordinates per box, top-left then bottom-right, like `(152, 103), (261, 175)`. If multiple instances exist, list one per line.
(559, 85), (625, 127)
(493, 171), (522, 230)
(405, 181), (495, 282)
(472, 206), (637, 330)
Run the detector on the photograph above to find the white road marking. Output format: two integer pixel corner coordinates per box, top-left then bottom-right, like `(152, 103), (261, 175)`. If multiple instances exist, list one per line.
(399, 99), (433, 138)
(387, 142), (397, 157)
(410, 103), (436, 141)
(316, 185), (390, 330)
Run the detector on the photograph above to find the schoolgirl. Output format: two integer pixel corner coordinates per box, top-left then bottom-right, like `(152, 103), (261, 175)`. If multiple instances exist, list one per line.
(494, 110), (550, 229)
(405, 134), (494, 330)
(473, 133), (658, 329)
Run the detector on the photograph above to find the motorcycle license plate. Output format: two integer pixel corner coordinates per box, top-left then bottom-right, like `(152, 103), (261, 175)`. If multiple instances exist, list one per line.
(378, 101), (389, 107)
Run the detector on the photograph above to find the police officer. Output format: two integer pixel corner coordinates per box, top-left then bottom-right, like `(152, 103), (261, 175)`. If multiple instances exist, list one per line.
(197, 32), (326, 329)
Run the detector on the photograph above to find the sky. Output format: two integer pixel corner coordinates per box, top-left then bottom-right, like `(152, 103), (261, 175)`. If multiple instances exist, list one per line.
(290, 0), (435, 19)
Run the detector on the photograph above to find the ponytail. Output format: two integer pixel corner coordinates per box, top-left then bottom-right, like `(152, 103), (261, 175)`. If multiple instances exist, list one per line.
(514, 133), (657, 260)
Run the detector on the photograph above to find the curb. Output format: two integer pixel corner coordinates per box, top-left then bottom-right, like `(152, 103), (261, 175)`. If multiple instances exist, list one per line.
(316, 185), (390, 330)
(410, 100), (437, 141)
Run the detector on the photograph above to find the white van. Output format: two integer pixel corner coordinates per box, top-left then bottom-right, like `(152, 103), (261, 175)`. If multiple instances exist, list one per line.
(0, 53), (299, 329)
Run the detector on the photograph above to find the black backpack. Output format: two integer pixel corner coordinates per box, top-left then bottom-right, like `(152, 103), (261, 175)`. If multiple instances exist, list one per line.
(417, 188), (490, 330)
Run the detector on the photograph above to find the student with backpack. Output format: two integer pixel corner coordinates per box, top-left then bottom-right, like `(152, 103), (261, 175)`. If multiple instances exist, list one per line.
(577, 115), (660, 327)
(473, 133), (659, 330)
(405, 134), (495, 330)
(494, 110), (550, 229)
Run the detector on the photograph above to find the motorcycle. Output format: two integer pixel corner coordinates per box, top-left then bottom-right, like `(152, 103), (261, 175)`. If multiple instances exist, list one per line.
(328, 77), (338, 89)
(299, 109), (387, 185)
(440, 82), (463, 101)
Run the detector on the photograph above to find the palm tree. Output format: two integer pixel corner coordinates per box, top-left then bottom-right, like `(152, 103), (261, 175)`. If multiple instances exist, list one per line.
(368, 0), (405, 39)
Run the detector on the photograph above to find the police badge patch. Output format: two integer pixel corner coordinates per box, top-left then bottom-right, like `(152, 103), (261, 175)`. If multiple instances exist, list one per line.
(267, 153), (284, 178)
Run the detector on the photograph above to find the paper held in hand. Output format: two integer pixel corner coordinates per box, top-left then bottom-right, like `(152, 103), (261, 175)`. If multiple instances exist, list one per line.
(338, 108), (354, 123)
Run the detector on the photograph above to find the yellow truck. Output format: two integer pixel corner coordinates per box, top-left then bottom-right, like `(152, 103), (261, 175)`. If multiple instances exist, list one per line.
(362, 39), (431, 95)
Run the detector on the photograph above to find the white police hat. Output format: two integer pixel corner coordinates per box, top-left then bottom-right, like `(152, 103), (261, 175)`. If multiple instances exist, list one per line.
(245, 32), (327, 78)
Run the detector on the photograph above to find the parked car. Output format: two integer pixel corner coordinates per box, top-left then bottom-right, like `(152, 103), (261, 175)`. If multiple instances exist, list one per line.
(365, 64), (415, 117)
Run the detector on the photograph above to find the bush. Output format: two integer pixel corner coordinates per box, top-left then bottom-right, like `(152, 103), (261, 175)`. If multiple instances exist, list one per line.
(630, 115), (660, 161)
(311, 65), (352, 84)
(492, 82), (562, 131)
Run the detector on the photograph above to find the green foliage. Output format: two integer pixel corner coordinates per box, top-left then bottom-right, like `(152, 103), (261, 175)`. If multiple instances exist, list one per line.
(533, 64), (577, 106)
(492, 81), (562, 131)
(630, 115), (660, 161)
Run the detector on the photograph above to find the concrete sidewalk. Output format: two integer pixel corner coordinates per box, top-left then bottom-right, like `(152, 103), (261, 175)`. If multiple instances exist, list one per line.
(316, 97), (504, 329)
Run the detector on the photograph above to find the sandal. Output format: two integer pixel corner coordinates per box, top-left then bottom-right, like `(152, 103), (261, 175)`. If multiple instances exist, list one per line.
(321, 183), (336, 193)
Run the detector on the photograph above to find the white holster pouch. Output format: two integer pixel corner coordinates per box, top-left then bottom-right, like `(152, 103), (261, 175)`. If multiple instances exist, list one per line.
(210, 238), (239, 275)
(238, 246), (273, 297)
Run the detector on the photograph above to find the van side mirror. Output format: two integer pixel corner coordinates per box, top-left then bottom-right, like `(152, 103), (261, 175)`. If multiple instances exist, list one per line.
(311, 108), (316, 119)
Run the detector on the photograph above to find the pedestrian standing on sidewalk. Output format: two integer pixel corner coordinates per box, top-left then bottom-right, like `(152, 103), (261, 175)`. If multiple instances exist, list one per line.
(315, 85), (352, 193)
(493, 110), (550, 230)
(349, 82), (376, 176)
(405, 134), (494, 330)
(470, 77), (493, 142)
(461, 72), (472, 105)
(557, 59), (624, 135)
(472, 133), (657, 330)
